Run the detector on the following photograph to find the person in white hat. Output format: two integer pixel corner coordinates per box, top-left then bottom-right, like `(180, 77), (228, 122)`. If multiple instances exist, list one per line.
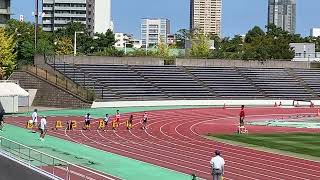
(210, 150), (225, 180)
(39, 116), (47, 141)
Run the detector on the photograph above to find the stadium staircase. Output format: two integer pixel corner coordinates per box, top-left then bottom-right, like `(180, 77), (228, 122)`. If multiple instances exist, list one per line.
(286, 68), (319, 99)
(179, 66), (218, 98)
(10, 65), (92, 108)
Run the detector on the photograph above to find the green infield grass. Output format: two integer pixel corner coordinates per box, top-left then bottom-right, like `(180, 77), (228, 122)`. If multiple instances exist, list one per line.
(209, 133), (320, 158)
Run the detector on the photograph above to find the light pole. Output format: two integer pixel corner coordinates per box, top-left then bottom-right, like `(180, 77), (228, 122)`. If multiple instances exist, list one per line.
(124, 42), (127, 55)
(74, 31), (84, 56)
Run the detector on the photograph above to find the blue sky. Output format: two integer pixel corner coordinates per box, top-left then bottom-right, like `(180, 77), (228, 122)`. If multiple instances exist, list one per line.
(12, 0), (320, 38)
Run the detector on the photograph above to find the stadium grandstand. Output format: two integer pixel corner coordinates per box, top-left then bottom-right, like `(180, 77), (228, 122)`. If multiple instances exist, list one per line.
(48, 62), (319, 101)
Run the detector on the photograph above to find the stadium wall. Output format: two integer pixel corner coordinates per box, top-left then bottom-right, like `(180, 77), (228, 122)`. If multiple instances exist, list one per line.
(175, 59), (311, 68)
(35, 55), (164, 66)
(92, 100), (301, 108)
(35, 55), (311, 69)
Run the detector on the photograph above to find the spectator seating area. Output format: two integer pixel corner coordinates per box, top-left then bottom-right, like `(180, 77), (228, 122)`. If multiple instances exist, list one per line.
(52, 63), (320, 101)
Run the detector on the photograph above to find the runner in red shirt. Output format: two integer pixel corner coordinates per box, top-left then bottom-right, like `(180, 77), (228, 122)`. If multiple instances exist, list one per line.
(239, 105), (245, 126)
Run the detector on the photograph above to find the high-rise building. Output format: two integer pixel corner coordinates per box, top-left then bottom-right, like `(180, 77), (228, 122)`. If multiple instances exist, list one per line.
(0, 0), (10, 27)
(310, 28), (320, 37)
(42, 0), (112, 34)
(268, 0), (296, 34)
(86, 0), (112, 34)
(141, 18), (170, 48)
(190, 0), (222, 36)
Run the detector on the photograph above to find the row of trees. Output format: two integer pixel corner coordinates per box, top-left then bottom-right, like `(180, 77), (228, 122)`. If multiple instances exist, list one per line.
(175, 25), (320, 60)
(2, 20), (118, 66)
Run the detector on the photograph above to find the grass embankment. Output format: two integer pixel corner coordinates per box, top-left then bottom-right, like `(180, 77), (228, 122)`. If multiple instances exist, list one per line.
(210, 133), (320, 157)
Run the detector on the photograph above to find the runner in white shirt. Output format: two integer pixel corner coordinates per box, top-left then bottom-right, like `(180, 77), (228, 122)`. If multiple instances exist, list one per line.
(104, 114), (110, 131)
(210, 150), (225, 180)
(31, 109), (38, 126)
(141, 112), (148, 130)
(39, 116), (47, 141)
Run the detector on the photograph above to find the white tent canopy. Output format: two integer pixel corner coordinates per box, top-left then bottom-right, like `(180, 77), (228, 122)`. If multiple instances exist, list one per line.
(0, 83), (29, 97)
(0, 82), (30, 113)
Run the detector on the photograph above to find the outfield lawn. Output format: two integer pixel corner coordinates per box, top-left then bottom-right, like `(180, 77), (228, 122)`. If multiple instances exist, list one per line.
(210, 133), (320, 157)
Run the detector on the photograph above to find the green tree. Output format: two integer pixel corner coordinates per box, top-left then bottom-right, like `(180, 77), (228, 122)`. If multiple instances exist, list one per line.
(189, 32), (211, 58)
(245, 26), (265, 43)
(5, 19), (54, 66)
(174, 29), (191, 49)
(55, 37), (73, 55)
(0, 27), (16, 79)
(92, 30), (117, 52)
(156, 41), (171, 59)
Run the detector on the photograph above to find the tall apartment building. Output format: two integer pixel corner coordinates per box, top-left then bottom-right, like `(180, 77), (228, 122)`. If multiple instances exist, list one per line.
(310, 28), (320, 37)
(268, 0), (296, 34)
(0, 0), (10, 27)
(141, 18), (170, 48)
(42, 0), (112, 34)
(190, 0), (222, 36)
(86, 0), (112, 34)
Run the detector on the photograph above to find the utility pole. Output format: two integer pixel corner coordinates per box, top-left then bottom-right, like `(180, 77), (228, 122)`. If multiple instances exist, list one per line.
(34, 0), (39, 51)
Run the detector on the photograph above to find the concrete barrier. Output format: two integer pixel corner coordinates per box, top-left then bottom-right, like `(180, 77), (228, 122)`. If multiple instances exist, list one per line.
(92, 99), (297, 108)
(175, 59), (311, 69)
(35, 55), (164, 66)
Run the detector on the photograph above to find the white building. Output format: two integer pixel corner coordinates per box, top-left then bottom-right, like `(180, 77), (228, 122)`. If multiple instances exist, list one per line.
(290, 43), (320, 62)
(132, 39), (142, 49)
(114, 33), (133, 48)
(42, 0), (112, 34)
(141, 18), (170, 48)
(310, 28), (320, 37)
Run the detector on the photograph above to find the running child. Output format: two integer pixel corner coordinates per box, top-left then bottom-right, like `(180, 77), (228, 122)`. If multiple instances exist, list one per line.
(104, 114), (110, 131)
(84, 113), (91, 130)
(127, 114), (133, 130)
(39, 116), (47, 141)
(113, 110), (120, 130)
(141, 112), (148, 130)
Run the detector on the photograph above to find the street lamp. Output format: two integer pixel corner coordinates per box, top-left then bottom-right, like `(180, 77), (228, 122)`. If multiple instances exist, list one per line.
(74, 31), (84, 56)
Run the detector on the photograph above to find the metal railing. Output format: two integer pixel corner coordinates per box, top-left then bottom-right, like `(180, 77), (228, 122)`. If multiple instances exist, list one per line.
(22, 65), (95, 102)
(0, 136), (117, 180)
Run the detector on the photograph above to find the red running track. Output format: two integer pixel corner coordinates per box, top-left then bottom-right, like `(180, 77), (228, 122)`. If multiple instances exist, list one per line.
(8, 107), (320, 180)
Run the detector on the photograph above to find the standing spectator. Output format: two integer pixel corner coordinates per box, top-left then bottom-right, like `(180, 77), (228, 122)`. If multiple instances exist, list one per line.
(210, 150), (225, 180)
(39, 116), (47, 141)
(239, 105), (245, 127)
(104, 114), (110, 131)
(84, 113), (91, 130)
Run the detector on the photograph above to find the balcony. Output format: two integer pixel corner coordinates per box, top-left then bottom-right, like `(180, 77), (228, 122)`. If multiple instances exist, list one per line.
(54, 13), (86, 18)
(54, 6), (86, 11)
(0, 9), (10, 15)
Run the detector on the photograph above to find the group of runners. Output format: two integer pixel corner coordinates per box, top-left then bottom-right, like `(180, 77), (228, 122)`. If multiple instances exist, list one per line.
(83, 110), (149, 131)
(28, 109), (149, 141)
